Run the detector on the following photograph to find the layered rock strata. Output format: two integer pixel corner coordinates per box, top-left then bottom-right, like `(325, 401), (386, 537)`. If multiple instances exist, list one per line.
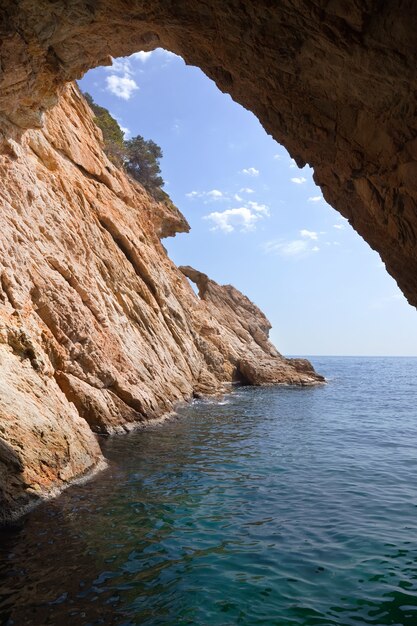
(0, 85), (322, 523)
(0, 1), (417, 308)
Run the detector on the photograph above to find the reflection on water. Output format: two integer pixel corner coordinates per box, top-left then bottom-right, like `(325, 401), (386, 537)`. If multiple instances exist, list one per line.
(1, 357), (417, 625)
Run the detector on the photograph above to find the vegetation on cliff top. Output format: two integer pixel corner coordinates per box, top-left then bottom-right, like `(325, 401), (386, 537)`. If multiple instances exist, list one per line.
(84, 92), (166, 201)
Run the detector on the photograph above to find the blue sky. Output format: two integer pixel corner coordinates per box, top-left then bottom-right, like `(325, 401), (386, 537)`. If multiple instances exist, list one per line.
(79, 49), (417, 356)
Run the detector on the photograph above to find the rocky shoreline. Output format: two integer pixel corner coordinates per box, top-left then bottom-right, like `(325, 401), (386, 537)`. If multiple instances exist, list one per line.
(0, 85), (323, 524)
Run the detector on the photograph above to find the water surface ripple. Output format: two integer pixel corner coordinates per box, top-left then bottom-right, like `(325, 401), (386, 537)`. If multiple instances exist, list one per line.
(1, 357), (417, 625)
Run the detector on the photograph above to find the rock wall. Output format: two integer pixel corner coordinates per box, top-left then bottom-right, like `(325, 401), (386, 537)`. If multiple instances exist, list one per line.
(1, 1), (417, 307)
(0, 84), (322, 523)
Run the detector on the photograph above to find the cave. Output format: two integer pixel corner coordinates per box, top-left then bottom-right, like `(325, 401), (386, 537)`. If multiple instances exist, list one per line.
(1, 0), (417, 305)
(1, 6), (417, 621)
(0, 0), (416, 523)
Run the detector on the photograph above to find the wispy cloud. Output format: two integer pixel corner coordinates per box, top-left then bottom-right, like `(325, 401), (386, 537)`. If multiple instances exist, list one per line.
(264, 228), (322, 258)
(263, 238), (320, 258)
(247, 200), (269, 215)
(186, 189), (225, 201)
(291, 176), (307, 185)
(204, 207), (262, 233)
(273, 154), (282, 160)
(308, 195), (322, 202)
(289, 158), (297, 169)
(240, 187), (255, 194)
(241, 167), (259, 177)
(106, 75), (139, 100)
(208, 189), (223, 198)
(300, 229), (318, 240)
(264, 239), (309, 257)
(333, 224), (345, 230)
(300, 228), (319, 241)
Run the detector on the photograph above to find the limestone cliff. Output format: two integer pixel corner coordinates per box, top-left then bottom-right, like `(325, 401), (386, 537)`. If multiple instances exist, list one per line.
(0, 85), (323, 524)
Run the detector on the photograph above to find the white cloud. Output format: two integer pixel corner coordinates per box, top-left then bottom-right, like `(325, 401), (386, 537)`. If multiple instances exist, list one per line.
(105, 57), (133, 75)
(186, 189), (225, 201)
(241, 167), (259, 177)
(240, 187), (255, 194)
(291, 176), (307, 184)
(247, 200), (269, 215)
(333, 224), (345, 230)
(289, 158), (297, 169)
(308, 195), (322, 202)
(106, 75), (139, 100)
(187, 190), (269, 223)
(273, 154), (282, 160)
(300, 229), (318, 240)
(131, 50), (153, 62)
(204, 207), (261, 233)
(207, 189), (223, 198)
(264, 233), (321, 258)
(264, 239), (309, 257)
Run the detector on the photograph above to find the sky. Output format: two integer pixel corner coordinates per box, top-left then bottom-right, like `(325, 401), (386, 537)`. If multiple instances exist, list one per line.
(78, 49), (417, 356)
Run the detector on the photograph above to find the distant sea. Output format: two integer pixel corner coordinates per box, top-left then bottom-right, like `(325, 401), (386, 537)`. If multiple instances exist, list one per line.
(1, 357), (417, 625)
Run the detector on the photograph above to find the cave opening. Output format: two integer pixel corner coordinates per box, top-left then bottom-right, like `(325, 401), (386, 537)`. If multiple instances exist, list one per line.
(78, 50), (417, 357)
(1, 9), (417, 617)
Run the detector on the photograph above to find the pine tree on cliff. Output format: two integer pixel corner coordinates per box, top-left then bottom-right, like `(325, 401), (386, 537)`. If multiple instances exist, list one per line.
(83, 91), (166, 201)
(125, 136), (165, 200)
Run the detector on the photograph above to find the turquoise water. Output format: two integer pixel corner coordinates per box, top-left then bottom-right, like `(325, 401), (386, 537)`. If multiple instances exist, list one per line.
(1, 357), (417, 625)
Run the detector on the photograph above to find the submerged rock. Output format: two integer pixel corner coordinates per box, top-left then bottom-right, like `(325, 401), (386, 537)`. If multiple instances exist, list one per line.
(0, 85), (322, 523)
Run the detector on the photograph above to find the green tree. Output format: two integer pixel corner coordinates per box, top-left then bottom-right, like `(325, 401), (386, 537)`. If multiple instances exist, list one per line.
(83, 92), (126, 166)
(83, 91), (166, 200)
(125, 136), (165, 199)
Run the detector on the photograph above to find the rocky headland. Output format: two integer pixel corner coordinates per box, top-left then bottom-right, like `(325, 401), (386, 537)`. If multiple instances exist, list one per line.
(0, 84), (323, 524)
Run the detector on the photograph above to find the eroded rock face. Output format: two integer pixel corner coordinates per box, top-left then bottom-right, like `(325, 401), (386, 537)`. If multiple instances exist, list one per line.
(0, 85), (322, 523)
(179, 266), (325, 387)
(0, 1), (417, 307)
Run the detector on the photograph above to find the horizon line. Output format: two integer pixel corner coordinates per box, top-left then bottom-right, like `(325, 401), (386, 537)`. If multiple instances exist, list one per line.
(287, 354), (417, 358)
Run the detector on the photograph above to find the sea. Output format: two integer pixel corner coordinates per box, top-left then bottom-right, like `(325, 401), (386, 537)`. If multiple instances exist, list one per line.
(1, 357), (417, 626)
